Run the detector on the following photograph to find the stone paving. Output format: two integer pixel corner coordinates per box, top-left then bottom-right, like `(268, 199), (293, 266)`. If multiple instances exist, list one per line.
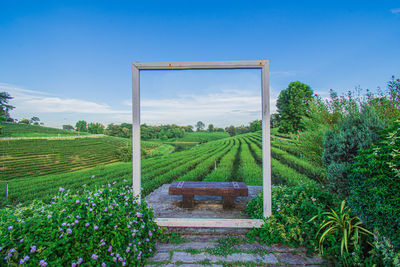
(146, 235), (325, 266)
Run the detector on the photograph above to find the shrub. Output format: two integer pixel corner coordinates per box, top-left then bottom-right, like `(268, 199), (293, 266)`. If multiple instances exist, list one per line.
(0, 184), (162, 266)
(348, 118), (400, 259)
(309, 200), (374, 266)
(246, 183), (337, 251)
(322, 105), (385, 197)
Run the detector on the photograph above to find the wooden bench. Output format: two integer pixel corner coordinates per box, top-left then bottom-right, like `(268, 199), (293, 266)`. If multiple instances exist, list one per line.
(169, 181), (248, 209)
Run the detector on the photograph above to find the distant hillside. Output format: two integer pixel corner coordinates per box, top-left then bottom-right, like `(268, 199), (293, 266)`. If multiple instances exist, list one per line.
(0, 123), (90, 137)
(0, 136), (129, 180)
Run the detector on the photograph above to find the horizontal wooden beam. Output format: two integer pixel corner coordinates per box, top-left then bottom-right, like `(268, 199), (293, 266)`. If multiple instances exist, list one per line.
(155, 218), (264, 228)
(133, 60), (267, 70)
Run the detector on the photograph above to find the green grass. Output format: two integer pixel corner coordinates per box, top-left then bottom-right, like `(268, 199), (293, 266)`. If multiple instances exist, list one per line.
(0, 123), (91, 137)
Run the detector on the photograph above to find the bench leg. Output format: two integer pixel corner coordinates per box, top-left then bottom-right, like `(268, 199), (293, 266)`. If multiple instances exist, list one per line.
(222, 196), (234, 209)
(182, 194), (194, 208)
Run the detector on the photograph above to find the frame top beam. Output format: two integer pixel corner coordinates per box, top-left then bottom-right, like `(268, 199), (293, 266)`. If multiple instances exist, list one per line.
(133, 60), (267, 70)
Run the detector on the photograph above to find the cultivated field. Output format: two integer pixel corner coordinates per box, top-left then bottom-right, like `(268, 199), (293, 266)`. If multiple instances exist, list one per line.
(0, 131), (323, 206)
(0, 123), (91, 137)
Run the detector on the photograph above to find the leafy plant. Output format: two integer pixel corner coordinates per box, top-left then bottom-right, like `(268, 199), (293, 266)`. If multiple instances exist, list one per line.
(0, 184), (162, 266)
(310, 200), (372, 257)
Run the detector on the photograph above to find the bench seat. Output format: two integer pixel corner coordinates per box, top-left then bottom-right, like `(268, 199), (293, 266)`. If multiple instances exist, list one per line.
(169, 181), (248, 209)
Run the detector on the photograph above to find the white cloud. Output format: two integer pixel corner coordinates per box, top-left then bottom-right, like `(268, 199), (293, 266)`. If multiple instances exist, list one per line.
(1, 82), (277, 128)
(141, 89), (276, 127)
(391, 8), (400, 14)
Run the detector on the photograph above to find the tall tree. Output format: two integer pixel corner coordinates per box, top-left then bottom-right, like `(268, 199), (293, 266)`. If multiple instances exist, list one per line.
(225, 125), (236, 137)
(0, 92), (15, 122)
(195, 121), (205, 131)
(276, 81), (313, 133)
(75, 120), (88, 132)
(250, 120), (262, 132)
(88, 122), (105, 134)
(207, 124), (214, 132)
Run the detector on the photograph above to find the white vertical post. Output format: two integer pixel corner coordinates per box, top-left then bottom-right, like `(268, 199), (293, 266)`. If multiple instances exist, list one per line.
(262, 61), (272, 217)
(132, 64), (141, 201)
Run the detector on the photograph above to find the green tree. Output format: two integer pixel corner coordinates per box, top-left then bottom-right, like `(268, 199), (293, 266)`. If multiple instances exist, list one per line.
(75, 120), (88, 132)
(250, 120), (262, 132)
(184, 125), (194, 132)
(195, 121), (205, 131)
(0, 92), (15, 122)
(87, 122), (105, 134)
(225, 125), (236, 137)
(276, 81), (313, 133)
(322, 105), (385, 197)
(207, 124), (214, 132)
(63, 125), (74, 131)
(19, 118), (30, 124)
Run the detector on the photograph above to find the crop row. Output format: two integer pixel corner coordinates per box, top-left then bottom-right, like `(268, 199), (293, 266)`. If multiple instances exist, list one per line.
(203, 139), (240, 182)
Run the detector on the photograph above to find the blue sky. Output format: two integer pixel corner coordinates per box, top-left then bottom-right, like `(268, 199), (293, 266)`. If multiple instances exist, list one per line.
(0, 0), (399, 128)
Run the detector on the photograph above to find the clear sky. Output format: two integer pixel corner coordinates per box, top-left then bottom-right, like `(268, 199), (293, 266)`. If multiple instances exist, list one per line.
(0, 0), (399, 128)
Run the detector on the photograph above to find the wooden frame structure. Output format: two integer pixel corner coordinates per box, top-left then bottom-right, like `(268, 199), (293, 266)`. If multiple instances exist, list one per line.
(132, 60), (271, 228)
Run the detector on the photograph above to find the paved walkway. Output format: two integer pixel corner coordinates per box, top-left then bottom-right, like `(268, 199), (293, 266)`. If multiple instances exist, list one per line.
(146, 235), (324, 266)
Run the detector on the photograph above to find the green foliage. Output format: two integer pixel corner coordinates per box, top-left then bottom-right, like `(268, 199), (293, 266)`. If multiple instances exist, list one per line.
(348, 118), (400, 256)
(277, 81), (313, 133)
(0, 184), (161, 266)
(309, 200), (373, 265)
(250, 120), (261, 132)
(87, 122), (105, 134)
(246, 183), (337, 251)
(62, 124), (74, 131)
(140, 124), (185, 140)
(207, 124), (214, 132)
(105, 123), (131, 138)
(75, 120), (88, 132)
(115, 144), (133, 162)
(195, 121), (205, 131)
(19, 118), (30, 124)
(175, 131), (229, 142)
(225, 125), (236, 137)
(0, 92), (14, 120)
(322, 105), (385, 197)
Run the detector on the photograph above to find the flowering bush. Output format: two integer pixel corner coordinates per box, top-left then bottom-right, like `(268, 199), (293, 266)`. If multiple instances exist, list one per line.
(0, 183), (162, 266)
(246, 183), (337, 251)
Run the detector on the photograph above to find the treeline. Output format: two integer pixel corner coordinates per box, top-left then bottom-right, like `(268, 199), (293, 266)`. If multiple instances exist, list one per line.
(63, 119), (263, 140)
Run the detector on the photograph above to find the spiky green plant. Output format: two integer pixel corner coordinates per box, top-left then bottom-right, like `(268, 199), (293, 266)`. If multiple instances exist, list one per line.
(309, 200), (372, 256)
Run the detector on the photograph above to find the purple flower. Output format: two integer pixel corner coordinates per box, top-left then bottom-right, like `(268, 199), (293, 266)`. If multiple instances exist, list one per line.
(112, 257), (117, 262)
(59, 187), (65, 192)
(23, 255), (29, 262)
(39, 260), (48, 266)
(47, 215), (52, 219)
(126, 247), (131, 253)
(104, 207), (108, 212)
(85, 223), (90, 227)
(75, 200), (80, 203)
(19, 238), (24, 243)
(91, 254), (98, 260)
(74, 219), (79, 224)
(7, 226), (13, 230)
(89, 208), (93, 212)
(122, 262), (126, 266)
(59, 234), (63, 238)
(94, 225), (99, 230)
(77, 258), (83, 264)
(108, 245), (112, 252)
(0, 247), (3, 251)
(66, 228), (72, 234)
(276, 208), (281, 212)
(108, 213), (112, 217)
(149, 231), (152, 237)
(71, 263), (77, 267)
(20, 259), (25, 264)
(136, 212), (142, 218)
(30, 246), (37, 253)
(101, 263), (106, 267)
